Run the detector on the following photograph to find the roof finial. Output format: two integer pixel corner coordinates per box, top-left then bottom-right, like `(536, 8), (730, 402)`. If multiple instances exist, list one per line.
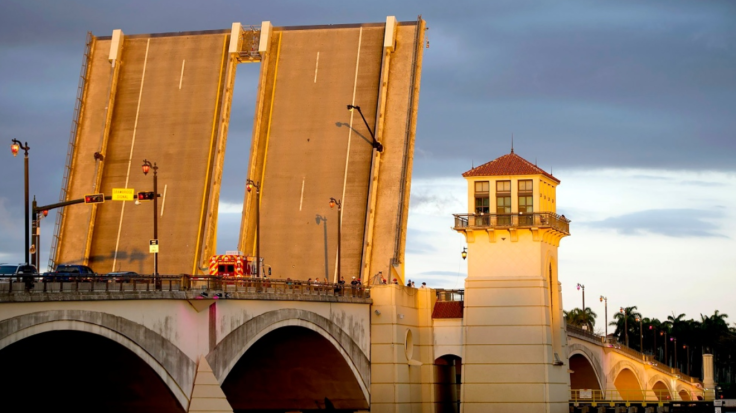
(511, 133), (514, 154)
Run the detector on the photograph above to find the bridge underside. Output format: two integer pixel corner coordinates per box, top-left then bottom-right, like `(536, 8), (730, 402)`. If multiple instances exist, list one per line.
(0, 331), (184, 412)
(53, 18), (424, 283)
(222, 326), (368, 411)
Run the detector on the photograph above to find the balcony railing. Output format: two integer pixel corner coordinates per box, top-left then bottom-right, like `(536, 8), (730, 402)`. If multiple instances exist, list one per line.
(453, 212), (570, 235)
(435, 289), (464, 302)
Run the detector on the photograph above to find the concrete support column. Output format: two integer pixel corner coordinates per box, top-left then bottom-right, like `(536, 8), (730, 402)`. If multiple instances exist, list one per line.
(702, 354), (716, 400)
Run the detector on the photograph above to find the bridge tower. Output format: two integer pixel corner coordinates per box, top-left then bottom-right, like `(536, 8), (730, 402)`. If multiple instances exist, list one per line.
(453, 150), (571, 412)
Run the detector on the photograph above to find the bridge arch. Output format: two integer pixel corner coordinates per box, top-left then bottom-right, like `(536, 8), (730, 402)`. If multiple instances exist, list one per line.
(647, 374), (673, 400)
(0, 310), (194, 409)
(206, 308), (370, 401)
(609, 360), (644, 400)
(568, 343), (606, 390)
(676, 386), (693, 401)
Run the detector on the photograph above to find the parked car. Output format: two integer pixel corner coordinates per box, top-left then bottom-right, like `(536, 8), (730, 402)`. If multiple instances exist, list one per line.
(43, 264), (97, 282)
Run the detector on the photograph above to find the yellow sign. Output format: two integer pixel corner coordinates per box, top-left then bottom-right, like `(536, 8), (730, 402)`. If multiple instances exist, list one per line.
(149, 239), (159, 253)
(112, 188), (135, 201)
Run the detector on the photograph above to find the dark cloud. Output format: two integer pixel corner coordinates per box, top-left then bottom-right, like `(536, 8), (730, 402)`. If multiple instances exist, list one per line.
(2, 0), (736, 264)
(586, 208), (726, 238)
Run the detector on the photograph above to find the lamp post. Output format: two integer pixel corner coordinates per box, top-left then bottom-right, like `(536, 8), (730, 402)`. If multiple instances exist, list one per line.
(660, 331), (668, 366)
(635, 316), (643, 353)
(346, 105), (383, 152)
(142, 160), (159, 284)
(577, 283), (585, 310)
(246, 179), (261, 278)
(600, 296), (608, 338)
(671, 337), (677, 371)
(649, 325), (657, 361)
(10, 139), (31, 265)
(329, 197), (342, 283)
(620, 307), (629, 347)
(683, 344), (689, 375)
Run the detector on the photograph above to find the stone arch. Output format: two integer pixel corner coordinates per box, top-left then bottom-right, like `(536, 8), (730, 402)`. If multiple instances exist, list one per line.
(568, 344), (606, 390)
(609, 360), (644, 400)
(0, 310), (194, 409)
(206, 308), (370, 401)
(677, 386), (692, 401)
(647, 374), (673, 400)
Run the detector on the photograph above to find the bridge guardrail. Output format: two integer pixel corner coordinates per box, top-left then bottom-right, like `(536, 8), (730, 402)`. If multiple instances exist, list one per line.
(570, 388), (703, 403)
(566, 324), (702, 386)
(0, 275), (370, 299)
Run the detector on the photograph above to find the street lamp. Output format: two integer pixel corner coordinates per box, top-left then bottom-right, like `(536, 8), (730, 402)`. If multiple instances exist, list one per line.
(600, 296), (608, 338)
(346, 105), (383, 152)
(142, 160), (159, 284)
(461, 247), (467, 260)
(246, 179), (261, 278)
(660, 330), (668, 366)
(649, 325), (657, 362)
(683, 344), (690, 375)
(329, 197), (342, 283)
(635, 316), (643, 353)
(577, 283), (585, 310)
(670, 337), (678, 371)
(10, 139), (31, 265)
(620, 307), (629, 347)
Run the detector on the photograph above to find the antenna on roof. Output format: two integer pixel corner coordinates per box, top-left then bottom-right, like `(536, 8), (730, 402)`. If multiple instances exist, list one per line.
(535, 157), (537, 166)
(511, 133), (514, 154)
(471, 159), (474, 169)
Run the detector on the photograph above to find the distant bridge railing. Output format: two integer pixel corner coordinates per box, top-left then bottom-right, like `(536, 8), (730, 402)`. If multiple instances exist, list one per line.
(453, 212), (570, 235)
(566, 324), (701, 385)
(570, 388), (703, 403)
(0, 275), (370, 299)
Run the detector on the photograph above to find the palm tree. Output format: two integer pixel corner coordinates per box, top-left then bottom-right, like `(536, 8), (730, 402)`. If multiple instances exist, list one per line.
(564, 307), (597, 331)
(609, 306), (641, 348)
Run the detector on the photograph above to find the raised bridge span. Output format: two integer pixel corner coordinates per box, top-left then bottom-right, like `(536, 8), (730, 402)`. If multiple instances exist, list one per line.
(51, 17), (424, 283)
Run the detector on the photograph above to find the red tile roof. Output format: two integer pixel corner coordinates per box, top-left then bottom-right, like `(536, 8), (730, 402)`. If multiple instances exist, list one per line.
(432, 301), (464, 319)
(462, 150), (560, 183)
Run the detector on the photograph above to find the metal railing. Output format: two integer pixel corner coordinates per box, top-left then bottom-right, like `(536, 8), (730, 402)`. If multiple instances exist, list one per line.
(566, 324), (605, 345)
(0, 275), (370, 299)
(453, 212), (570, 234)
(435, 289), (464, 302)
(50, 31), (95, 271)
(570, 388), (703, 403)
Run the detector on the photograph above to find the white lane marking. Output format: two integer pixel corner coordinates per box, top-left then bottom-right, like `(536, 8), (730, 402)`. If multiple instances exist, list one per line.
(299, 178), (305, 211)
(113, 38), (150, 272)
(179, 59), (186, 90)
(334, 28), (363, 283)
(160, 184), (168, 216)
(313, 52), (320, 83)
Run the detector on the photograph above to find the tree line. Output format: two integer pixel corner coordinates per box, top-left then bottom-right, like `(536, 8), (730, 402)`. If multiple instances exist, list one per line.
(565, 307), (735, 397)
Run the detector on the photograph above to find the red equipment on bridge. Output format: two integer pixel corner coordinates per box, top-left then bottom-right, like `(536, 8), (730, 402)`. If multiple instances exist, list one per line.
(209, 255), (258, 277)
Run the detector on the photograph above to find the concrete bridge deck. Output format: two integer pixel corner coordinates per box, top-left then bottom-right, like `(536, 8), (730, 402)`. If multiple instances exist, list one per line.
(0, 280), (372, 412)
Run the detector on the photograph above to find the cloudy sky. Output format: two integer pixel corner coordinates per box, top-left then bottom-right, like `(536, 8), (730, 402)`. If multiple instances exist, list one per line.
(1, 1), (734, 331)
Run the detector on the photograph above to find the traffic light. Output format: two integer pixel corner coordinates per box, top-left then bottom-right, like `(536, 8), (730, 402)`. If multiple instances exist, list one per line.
(137, 191), (155, 201)
(84, 193), (105, 204)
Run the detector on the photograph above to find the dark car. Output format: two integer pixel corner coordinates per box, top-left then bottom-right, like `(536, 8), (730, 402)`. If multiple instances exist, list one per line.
(0, 264), (39, 290)
(105, 271), (138, 282)
(43, 264), (97, 282)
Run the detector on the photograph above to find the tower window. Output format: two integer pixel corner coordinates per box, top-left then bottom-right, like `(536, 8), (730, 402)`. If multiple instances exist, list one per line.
(474, 181), (490, 214)
(518, 180), (533, 225)
(496, 180), (511, 225)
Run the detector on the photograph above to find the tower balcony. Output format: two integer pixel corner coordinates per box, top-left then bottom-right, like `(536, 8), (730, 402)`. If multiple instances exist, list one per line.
(452, 212), (571, 236)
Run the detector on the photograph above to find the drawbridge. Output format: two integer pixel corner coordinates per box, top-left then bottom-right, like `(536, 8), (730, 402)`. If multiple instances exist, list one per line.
(50, 17), (425, 282)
